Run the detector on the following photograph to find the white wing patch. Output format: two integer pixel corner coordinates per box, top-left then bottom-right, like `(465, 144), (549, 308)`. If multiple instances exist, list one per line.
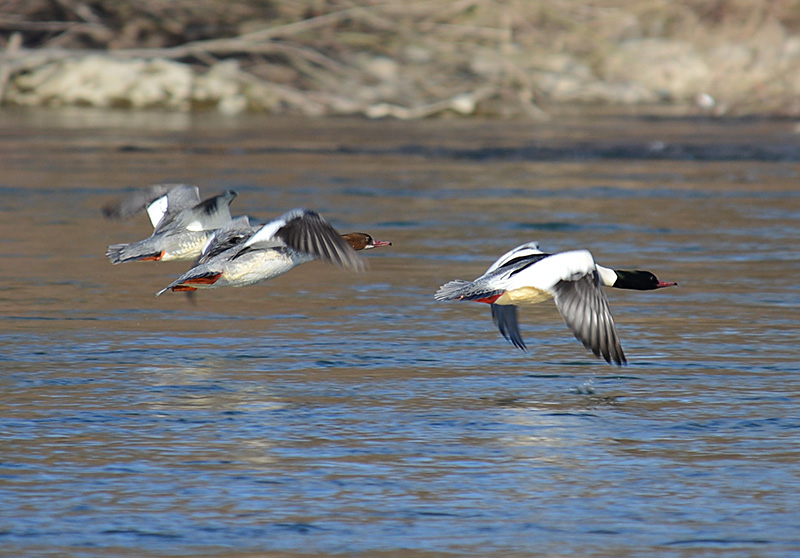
(146, 195), (169, 229)
(200, 233), (216, 255)
(185, 219), (205, 232)
(242, 218), (286, 249)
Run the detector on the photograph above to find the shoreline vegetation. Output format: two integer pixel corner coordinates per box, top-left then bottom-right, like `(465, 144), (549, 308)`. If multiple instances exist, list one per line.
(3, 1), (800, 119)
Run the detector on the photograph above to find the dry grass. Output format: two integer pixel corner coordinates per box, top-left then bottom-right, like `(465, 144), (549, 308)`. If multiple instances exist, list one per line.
(3, 0), (800, 116)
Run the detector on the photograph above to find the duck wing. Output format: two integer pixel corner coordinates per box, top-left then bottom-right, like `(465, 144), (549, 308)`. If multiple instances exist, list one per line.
(165, 190), (238, 234)
(244, 208), (363, 271)
(485, 241), (545, 274)
(491, 304), (527, 351)
(552, 271), (626, 366)
(103, 184), (200, 227)
(196, 215), (255, 264)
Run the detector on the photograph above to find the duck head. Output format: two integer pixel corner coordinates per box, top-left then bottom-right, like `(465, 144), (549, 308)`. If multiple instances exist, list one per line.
(614, 270), (677, 290)
(342, 233), (392, 251)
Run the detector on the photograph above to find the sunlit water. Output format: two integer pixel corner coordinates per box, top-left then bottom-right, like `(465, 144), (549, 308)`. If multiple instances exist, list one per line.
(1, 108), (799, 557)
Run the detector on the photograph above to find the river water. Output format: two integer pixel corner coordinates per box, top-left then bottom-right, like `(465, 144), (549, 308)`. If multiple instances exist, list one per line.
(1, 108), (799, 557)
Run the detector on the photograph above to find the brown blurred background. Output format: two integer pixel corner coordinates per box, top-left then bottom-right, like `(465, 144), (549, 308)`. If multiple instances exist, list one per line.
(3, 1), (800, 116)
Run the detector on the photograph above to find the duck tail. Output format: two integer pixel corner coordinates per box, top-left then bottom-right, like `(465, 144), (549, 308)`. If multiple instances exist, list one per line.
(435, 279), (504, 303)
(156, 271), (222, 296)
(105, 243), (129, 264)
(106, 242), (164, 264)
(434, 280), (473, 301)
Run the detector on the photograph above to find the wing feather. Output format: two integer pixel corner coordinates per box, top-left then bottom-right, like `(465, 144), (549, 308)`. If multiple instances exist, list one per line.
(197, 215), (255, 264)
(102, 183), (200, 226)
(552, 271), (626, 365)
(244, 208), (363, 271)
(491, 304), (527, 351)
(173, 190), (238, 232)
(149, 185), (201, 230)
(485, 241), (543, 273)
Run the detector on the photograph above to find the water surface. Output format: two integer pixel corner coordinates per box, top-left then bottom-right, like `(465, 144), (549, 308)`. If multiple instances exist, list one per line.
(1, 108), (799, 557)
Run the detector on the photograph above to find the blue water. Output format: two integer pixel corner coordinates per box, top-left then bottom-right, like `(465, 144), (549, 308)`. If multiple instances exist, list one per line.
(1, 110), (799, 557)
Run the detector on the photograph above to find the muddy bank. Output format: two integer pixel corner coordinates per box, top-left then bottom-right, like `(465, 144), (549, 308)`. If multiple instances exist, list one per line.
(2, 1), (800, 118)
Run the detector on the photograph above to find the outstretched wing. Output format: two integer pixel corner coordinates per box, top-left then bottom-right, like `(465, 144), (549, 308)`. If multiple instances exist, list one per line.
(244, 208), (363, 271)
(552, 271), (626, 366)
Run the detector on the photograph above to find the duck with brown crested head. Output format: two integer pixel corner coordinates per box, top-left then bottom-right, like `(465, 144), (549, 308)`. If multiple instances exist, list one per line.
(104, 183), (239, 264)
(157, 208), (391, 295)
(341, 232), (392, 251)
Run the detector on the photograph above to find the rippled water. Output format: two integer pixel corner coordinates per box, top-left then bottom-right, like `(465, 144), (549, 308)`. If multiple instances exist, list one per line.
(1, 108), (799, 557)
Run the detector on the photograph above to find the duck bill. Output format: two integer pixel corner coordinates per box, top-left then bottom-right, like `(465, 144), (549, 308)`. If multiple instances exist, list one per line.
(656, 281), (677, 288)
(370, 240), (392, 248)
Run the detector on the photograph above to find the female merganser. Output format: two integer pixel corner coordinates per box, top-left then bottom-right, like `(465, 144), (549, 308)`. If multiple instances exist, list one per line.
(157, 208), (391, 295)
(435, 241), (676, 366)
(104, 184), (238, 264)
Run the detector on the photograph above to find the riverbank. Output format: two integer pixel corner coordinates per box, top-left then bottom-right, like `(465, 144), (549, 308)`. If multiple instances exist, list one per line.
(3, 1), (800, 118)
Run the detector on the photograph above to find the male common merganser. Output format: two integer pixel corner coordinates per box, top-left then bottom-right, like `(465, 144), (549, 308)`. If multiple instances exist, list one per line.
(435, 241), (676, 366)
(156, 208), (391, 295)
(104, 184), (238, 264)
